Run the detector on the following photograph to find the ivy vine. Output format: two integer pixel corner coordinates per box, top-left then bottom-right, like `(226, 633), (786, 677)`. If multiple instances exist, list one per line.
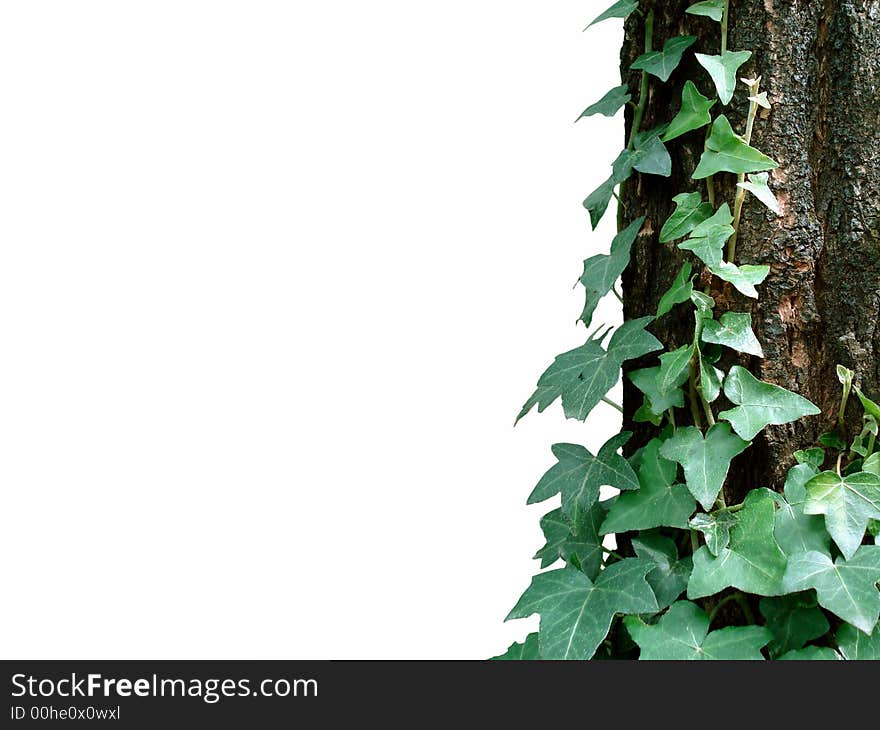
(495, 1), (880, 661)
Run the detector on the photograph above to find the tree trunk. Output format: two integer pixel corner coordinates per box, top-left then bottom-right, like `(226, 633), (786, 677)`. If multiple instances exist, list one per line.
(620, 0), (880, 501)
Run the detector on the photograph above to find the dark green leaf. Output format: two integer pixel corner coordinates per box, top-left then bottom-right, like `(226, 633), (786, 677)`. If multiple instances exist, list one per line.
(582, 176), (616, 230)
(579, 216), (644, 327)
(693, 115), (778, 178)
(491, 633), (540, 660)
(632, 534), (692, 609)
(518, 318), (661, 422)
(685, 0), (725, 22)
(631, 134), (671, 177)
(631, 36), (698, 83)
(701, 311), (764, 357)
(706, 261), (770, 298)
(659, 423), (750, 510)
(629, 366), (685, 415)
(507, 561), (658, 659)
(678, 203), (733, 267)
(777, 646), (840, 660)
(588, 0), (639, 28)
(688, 488), (787, 598)
(577, 85), (631, 120)
(657, 344), (695, 395)
(854, 385), (880, 421)
(837, 623), (880, 660)
(656, 263), (695, 318)
(601, 438), (696, 533)
(759, 594), (830, 658)
(782, 546), (880, 634)
(794, 447), (825, 471)
(529, 433), (639, 520)
(695, 51), (752, 105)
(626, 601), (770, 660)
(663, 81), (716, 142)
(689, 510), (737, 556)
(773, 463), (831, 556)
(660, 192), (714, 242)
(802, 470), (880, 559)
(719, 365), (821, 440)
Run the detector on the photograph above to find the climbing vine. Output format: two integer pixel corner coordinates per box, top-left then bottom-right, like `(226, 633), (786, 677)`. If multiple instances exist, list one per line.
(495, 0), (880, 660)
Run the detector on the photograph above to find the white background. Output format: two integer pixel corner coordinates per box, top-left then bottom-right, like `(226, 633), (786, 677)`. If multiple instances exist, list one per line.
(0, 1), (623, 659)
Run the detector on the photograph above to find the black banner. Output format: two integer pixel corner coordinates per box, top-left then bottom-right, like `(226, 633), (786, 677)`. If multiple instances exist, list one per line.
(1, 660), (872, 727)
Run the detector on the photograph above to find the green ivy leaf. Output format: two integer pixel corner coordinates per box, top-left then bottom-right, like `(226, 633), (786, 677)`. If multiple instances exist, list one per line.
(759, 594), (830, 658)
(692, 115), (778, 179)
(706, 261), (770, 298)
(663, 81), (716, 142)
(601, 438), (696, 533)
(534, 504), (605, 578)
(629, 366), (685, 415)
(583, 176), (616, 230)
(659, 423), (750, 511)
(719, 365), (821, 441)
(691, 290), (715, 317)
(678, 203), (734, 267)
(625, 601), (770, 660)
(795, 447), (826, 471)
(606, 315), (664, 361)
(656, 263), (694, 318)
(632, 534), (692, 609)
(777, 646), (840, 660)
(630, 134), (672, 177)
(491, 633), (540, 660)
(685, 0), (726, 22)
(837, 623), (880, 660)
(587, 0), (639, 28)
(855, 385), (880, 421)
(688, 510), (737, 556)
(701, 311), (764, 357)
(657, 344), (695, 395)
(867, 453), (880, 477)
(688, 488), (787, 598)
(507, 561), (658, 659)
(576, 85), (631, 120)
(773, 463), (832, 556)
(699, 356), (724, 403)
(579, 216), (644, 327)
(529, 433), (639, 520)
(517, 317), (662, 422)
(782, 546), (880, 634)
(737, 172), (781, 215)
(802, 470), (880, 560)
(631, 36), (698, 83)
(660, 192), (714, 242)
(695, 51), (752, 105)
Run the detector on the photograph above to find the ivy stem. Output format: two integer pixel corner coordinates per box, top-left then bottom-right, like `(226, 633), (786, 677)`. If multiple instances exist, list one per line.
(612, 285), (624, 303)
(689, 316), (716, 430)
(668, 407), (677, 431)
(868, 430), (877, 456)
(708, 591), (753, 626)
(602, 546), (624, 561)
(690, 529), (699, 554)
(720, 0), (730, 54)
(727, 78), (762, 262)
(601, 396), (624, 414)
(704, 125), (716, 208)
(836, 452), (844, 477)
(627, 10), (654, 151)
(715, 501), (745, 514)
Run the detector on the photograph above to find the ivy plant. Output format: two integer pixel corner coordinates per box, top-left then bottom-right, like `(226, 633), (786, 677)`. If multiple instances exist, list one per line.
(494, 1), (880, 661)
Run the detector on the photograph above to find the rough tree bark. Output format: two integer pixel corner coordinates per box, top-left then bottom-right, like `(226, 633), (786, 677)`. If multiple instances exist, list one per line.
(620, 0), (880, 502)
